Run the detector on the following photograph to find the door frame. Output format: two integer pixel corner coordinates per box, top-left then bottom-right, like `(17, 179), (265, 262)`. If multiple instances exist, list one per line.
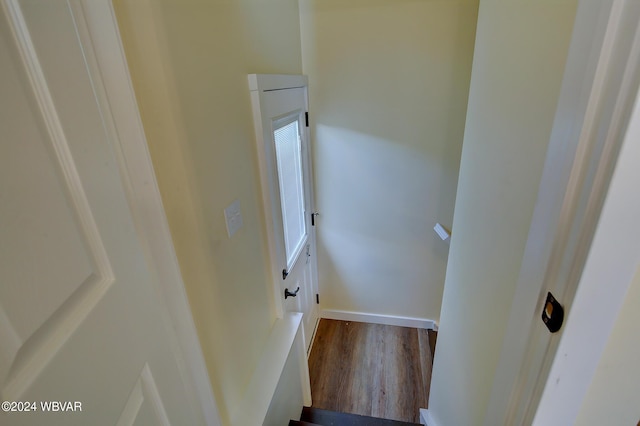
(248, 74), (319, 322)
(62, 1), (221, 424)
(483, 0), (640, 424)
(533, 80), (640, 425)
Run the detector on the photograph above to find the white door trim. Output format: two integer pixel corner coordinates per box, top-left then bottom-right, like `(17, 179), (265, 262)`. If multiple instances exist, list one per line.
(484, 0), (640, 424)
(248, 74), (308, 92)
(75, 1), (221, 424)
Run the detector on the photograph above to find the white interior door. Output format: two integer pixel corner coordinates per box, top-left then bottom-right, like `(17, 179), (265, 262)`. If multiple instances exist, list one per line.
(249, 75), (319, 353)
(0, 1), (208, 424)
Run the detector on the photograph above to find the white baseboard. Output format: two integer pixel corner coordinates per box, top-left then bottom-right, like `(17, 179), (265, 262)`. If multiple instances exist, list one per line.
(420, 408), (439, 426)
(321, 309), (438, 330)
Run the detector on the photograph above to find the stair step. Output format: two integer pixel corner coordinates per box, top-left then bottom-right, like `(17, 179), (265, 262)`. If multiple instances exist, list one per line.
(300, 407), (422, 426)
(289, 421), (322, 426)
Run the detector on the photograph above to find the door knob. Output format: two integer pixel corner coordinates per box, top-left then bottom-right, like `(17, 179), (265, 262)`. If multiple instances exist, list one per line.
(284, 287), (300, 299)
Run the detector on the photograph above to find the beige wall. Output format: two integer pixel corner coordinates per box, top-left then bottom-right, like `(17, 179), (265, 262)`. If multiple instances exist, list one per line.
(428, 1), (578, 425)
(113, 1), (302, 423)
(299, 0), (479, 320)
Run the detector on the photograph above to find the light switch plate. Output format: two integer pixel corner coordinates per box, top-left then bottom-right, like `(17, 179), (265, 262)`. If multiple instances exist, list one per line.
(224, 199), (243, 238)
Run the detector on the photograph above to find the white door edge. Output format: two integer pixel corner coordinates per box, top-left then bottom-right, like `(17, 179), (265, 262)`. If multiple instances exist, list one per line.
(77, 1), (221, 424)
(483, 0), (640, 424)
(249, 86), (286, 319)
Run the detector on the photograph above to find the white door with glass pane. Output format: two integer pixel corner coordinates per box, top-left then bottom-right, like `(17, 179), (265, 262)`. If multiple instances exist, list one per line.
(249, 75), (319, 352)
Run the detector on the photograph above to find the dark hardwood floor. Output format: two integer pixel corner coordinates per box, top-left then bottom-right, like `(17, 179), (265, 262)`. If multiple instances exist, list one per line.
(308, 319), (436, 424)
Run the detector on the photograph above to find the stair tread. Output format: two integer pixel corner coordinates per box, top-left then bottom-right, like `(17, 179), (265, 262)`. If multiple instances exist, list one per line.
(289, 420), (322, 426)
(300, 407), (422, 426)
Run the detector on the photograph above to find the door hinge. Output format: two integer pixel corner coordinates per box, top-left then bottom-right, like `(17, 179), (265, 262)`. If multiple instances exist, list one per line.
(316, 294), (319, 304)
(305, 111), (309, 127)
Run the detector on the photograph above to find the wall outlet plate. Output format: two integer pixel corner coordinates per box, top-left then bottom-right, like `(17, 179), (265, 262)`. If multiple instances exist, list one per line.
(224, 199), (243, 238)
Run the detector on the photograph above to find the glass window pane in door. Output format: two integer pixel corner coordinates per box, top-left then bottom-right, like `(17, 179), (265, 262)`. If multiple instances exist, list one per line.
(273, 118), (306, 267)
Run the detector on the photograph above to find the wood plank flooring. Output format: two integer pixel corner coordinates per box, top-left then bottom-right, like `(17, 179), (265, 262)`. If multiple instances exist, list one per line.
(308, 319), (436, 424)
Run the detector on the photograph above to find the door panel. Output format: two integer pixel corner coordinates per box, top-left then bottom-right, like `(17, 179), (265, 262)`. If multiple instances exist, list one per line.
(0, 1), (201, 424)
(116, 364), (171, 426)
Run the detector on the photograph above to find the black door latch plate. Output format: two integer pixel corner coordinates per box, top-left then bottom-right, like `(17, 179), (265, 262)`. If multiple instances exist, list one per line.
(542, 292), (564, 333)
